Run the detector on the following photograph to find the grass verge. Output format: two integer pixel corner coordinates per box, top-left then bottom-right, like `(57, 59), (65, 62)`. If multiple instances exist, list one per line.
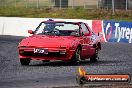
(0, 7), (132, 21)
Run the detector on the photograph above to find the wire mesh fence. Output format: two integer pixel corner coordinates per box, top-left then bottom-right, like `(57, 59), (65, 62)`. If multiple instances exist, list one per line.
(0, 0), (132, 10)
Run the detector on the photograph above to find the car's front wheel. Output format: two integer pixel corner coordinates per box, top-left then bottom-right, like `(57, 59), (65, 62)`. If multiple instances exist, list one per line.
(72, 47), (81, 65)
(90, 49), (98, 62)
(20, 58), (30, 65)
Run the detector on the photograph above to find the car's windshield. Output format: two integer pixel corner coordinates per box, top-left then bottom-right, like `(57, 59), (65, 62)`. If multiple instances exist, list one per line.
(34, 22), (80, 36)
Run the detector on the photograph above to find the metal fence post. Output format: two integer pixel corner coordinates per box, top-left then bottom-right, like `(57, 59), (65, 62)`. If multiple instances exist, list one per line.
(97, 0), (99, 9)
(126, 0), (128, 11)
(51, 0), (54, 8)
(60, 0), (62, 9)
(4, 0), (6, 8)
(112, 0), (115, 15)
(26, 0), (28, 8)
(49, 0), (51, 8)
(37, 0), (39, 8)
(14, 0), (16, 8)
(84, 0), (86, 9)
(72, 0), (74, 9)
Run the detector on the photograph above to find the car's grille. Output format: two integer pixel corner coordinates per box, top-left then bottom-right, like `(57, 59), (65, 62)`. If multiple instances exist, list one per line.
(20, 51), (66, 57)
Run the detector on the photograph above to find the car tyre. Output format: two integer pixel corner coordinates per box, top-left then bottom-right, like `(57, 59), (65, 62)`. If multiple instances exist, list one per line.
(20, 58), (30, 65)
(90, 49), (98, 63)
(72, 47), (81, 65)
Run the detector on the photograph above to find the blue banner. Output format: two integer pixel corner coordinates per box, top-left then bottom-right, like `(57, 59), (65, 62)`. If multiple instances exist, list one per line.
(103, 21), (132, 43)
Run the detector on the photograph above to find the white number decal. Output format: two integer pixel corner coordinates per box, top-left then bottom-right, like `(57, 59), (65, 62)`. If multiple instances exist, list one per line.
(34, 49), (45, 53)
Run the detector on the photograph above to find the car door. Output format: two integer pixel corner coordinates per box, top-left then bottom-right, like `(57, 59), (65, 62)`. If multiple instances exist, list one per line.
(80, 23), (91, 59)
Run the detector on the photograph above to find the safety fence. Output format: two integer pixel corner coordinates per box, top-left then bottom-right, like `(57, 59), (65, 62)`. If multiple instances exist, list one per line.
(0, 17), (132, 43)
(0, 0), (131, 10)
(0, 0), (100, 9)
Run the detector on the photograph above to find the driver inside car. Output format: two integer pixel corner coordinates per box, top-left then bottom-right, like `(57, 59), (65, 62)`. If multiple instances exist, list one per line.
(43, 23), (60, 35)
(44, 23), (56, 33)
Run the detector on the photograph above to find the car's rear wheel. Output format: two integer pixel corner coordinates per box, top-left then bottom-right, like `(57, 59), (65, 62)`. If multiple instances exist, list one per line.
(20, 58), (30, 65)
(72, 47), (81, 65)
(90, 49), (98, 63)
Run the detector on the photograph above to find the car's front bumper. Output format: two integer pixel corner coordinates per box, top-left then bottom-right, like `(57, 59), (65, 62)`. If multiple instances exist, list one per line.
(18, 47), (75, 61)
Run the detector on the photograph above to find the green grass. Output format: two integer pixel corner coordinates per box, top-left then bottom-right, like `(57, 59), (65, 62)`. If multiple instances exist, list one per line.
(0, 7), (132, 21)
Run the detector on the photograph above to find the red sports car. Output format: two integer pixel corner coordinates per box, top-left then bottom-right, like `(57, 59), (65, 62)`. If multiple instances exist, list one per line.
(18, 19), (101, 65)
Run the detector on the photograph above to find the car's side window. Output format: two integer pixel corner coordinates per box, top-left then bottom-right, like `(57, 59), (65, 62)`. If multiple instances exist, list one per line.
(80, 23), (89, 33)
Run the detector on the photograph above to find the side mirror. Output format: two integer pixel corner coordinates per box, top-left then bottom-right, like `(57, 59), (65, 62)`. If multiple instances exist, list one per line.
(28, 30), (33, 34)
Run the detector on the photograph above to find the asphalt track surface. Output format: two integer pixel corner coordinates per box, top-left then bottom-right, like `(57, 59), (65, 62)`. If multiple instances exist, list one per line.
(0, 35), (132, 88)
